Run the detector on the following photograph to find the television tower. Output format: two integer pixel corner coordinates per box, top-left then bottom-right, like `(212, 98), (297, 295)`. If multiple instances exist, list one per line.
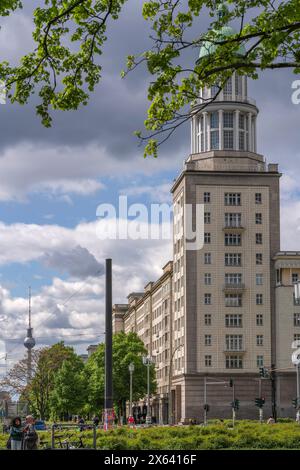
(24, 287), (35, 382)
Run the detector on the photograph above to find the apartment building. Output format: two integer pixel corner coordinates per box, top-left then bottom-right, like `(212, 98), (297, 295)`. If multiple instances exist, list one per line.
(112, 16), (300, 422)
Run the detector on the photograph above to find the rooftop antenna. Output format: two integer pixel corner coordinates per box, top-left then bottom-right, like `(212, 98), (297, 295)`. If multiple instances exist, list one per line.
(24, 286), (35, 383)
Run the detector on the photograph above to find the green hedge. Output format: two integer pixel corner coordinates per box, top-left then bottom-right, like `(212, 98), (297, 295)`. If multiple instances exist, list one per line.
(1, 421), (300, 450)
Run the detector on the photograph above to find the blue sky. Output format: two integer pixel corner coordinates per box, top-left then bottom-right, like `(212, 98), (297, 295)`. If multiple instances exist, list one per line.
(0, 1), (299, 373)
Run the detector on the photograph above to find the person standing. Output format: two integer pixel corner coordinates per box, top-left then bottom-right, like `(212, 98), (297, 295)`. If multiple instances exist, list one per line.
(9, 416), (23, 450)
(23, 415), (38, 450)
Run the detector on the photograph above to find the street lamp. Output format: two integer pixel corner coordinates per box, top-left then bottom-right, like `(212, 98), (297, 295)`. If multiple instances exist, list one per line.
(142, 355), (153, 425)
(128, 362), (135, 420)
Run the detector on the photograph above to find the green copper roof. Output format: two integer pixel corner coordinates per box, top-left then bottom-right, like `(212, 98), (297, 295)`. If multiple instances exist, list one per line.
(198, 3), (246, 61)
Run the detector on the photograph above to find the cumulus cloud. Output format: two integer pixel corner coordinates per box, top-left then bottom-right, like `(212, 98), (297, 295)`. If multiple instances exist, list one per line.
(43, 245), (104, 279)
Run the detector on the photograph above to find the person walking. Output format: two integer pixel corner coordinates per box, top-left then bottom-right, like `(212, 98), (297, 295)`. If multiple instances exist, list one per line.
(23, 415), (38, 450)
(9, 416), (23, 450)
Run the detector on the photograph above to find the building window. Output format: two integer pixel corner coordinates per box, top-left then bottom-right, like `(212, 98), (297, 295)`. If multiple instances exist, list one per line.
(225, 253), (242, 266)
(294, 313), (300, 327)
(294, 334), (300, 342)
(256, 314), (263, 326)
(211, 130), (219, 150)
(256, 253), (263, 265)
(292, 273), (299, 284)
(204, 314), (212, 326)
(226, 335), (243, 351)
(205, 355), (212, 367)
(256, 274), (263, 286)
(255, 193), (262, 204)
(204, 212), (211, 224)
(204, 273), (212, 285)
(223, 111), (234, 128)
(256, 233), (263, 244)
(256, 294), (263, 305)
(256, 335), (264, 346)
(225, 273), (242, 286)
(225, 213), (241, 228)
(205, 335), (212, 346)
(225, 233), (241, 246)
(204, 192), (211, 203)
(256, 213), (262, 224)
(204, 233), (211, 244)
(225, 314), (242, 328)
(204, 253), (212, 264)
(226, 355), (243, 369)
(204, 293), (212, 305)
(225, 294), (242, 307)
(210, 111), (219, 128)
(224, 130), (234, 150)
(257, 355), (264, 368)
(223, 79), (232, 97)
(224, 193), (241, 206)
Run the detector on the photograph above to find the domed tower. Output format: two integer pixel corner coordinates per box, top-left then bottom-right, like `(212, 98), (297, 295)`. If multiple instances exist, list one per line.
(24, 287), (35, 382)
(190, 3), (260, 169)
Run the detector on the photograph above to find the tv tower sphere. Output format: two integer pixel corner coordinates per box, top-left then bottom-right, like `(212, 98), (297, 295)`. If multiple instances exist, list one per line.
(24, 329), (35, 349)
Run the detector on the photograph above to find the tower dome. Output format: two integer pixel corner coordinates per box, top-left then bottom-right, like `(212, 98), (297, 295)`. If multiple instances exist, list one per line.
(198, 25), (246, 61)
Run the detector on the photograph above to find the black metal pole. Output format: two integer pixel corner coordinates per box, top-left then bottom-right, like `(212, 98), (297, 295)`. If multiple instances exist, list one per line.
(105, 258), (113, 411)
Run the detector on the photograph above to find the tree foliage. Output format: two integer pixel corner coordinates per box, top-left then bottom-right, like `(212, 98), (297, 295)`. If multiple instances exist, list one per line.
(84, 331), (156, 417)
(0, 1), (299, 155)
(49, 353), (86, 418)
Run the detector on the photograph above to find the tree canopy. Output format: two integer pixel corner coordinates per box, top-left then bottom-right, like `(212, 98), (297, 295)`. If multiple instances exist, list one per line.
(84, 331), (156, 419)
(0, 1), (299, 156)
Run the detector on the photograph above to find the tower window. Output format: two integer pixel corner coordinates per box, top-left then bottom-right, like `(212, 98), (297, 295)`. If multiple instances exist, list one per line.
(225, 234), (241, 246)
(226, 355), (243, 369)
(256, 314), (263, 326)
(205, 355), (212, 367)
(256, 233), (263, 244)
(204, 192), (211, 203)
(223, 112), (234, 128)
(210, 112), (219, 129)
(225, 192), (241, 206)
(256, 253), (263, 265)
(204, 253), (212, 264)
(204, 233), (211, 244)
(204, 212), (211, 224)
(255, 193), (262, 204)
(257, 356), (264, 368)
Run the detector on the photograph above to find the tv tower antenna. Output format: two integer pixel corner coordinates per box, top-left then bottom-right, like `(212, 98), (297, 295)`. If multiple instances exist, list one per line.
(24, 286), (35, 382)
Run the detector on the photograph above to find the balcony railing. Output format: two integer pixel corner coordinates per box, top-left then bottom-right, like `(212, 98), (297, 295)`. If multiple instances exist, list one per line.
(223, 283), (245, 293)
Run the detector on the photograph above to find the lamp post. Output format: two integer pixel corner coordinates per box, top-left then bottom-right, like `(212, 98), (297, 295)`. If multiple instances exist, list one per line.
(143, 356), (153, 425)
(128, 362), (135, 420)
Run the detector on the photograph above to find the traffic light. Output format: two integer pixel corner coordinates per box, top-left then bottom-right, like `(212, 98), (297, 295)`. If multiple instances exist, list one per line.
(292, 398), (299, 409)
(231, 399), (239, 410)
(255, 397), (265, 408)
(229, 378), (234, 388)
(259, 367), (265, 378)
(204, 404), (210, 412)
